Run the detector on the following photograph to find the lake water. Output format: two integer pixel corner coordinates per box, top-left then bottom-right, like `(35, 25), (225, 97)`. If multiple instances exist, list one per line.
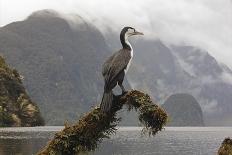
(0, 126), (231, 155)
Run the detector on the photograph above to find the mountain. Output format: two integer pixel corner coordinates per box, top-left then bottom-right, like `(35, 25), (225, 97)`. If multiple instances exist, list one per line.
(162, 93), (204, 126)
(103, 30), (232, 126)
(0, 56), (44, 127)
(0, 10), (113, 125)
(124, 39), (232, 126)
(1, 9), (232, 126)
(170, 46), (232, 125)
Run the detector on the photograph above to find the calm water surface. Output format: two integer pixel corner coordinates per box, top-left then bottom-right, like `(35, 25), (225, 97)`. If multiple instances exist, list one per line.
(0, 126), (231, 155)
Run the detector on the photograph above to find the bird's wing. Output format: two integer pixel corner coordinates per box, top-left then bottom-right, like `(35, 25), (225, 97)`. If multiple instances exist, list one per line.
(102, 52), (117, 76)
(104, 49), (131, 86)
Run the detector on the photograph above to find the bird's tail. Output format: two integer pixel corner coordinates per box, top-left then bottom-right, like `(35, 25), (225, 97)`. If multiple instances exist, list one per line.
(100, 90), (113, 112)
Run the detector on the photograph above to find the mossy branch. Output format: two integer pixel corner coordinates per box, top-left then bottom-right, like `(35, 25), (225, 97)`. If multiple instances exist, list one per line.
(37, 90), (168, 155)
(218, 138), (232, 155)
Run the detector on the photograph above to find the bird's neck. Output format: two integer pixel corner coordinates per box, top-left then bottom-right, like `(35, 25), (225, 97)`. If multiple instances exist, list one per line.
(120, 34), (132, 50)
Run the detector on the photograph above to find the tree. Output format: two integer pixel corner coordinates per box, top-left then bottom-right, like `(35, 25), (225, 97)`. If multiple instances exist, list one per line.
(38, 90), (168, 155)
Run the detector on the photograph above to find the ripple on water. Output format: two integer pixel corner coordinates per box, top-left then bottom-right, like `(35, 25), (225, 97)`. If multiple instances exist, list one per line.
(0, 126), (232, 155)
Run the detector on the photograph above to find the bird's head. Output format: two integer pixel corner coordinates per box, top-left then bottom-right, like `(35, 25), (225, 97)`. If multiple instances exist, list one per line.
(120, 27), (143, 49)
(121, 27), (144, 39)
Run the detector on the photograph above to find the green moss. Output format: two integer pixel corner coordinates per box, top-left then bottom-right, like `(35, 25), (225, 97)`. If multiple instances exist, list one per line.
(218, 138), (232, 155)
(0, 102), (15, 127)
(0, 55), (44, 127)
(38, 90), (168, 155)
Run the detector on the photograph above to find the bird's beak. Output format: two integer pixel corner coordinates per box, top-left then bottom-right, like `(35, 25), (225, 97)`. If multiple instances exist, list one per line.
(134, 30), (144, 35)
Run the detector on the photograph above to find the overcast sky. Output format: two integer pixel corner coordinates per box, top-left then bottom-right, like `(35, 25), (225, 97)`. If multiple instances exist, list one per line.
(0, 0), (231, 68)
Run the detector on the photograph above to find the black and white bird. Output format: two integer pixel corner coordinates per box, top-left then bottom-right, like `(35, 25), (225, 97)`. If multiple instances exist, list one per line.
(100, 27), (143, 112)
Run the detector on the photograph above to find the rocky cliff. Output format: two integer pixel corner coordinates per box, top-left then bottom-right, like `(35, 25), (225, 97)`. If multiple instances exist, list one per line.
(1, 9), (232, 126)
(0, 56), (44, 127)
(0, 10), (114, 125)
(162, 93), (204, 126)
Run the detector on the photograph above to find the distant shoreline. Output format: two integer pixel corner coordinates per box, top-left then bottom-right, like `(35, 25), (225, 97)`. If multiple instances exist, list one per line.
(1, 126), (232, 132)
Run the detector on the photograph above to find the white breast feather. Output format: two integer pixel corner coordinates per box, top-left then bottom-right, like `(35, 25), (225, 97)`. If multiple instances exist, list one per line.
(124, 39), (133, 73)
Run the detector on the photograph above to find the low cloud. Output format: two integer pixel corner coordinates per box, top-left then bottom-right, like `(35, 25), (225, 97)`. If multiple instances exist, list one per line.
(201, 99), (219, 114)
(220, 71), (232, 85)
(0, 0), (231, 68)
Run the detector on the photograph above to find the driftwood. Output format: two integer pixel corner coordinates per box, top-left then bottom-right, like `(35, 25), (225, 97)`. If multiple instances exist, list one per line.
(218, 138), (232, 155)
(37, 90), (168, 155)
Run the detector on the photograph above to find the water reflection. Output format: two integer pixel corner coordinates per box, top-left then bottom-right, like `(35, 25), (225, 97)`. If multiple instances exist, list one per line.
(0, 138), (48, 155)
(0, 127), (231, 155)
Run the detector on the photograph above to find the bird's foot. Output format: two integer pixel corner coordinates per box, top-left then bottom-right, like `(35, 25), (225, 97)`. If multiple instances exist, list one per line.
(121, 91), (128, 95)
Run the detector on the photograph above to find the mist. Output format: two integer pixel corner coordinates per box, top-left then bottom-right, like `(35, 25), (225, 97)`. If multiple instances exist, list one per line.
(0, 0), (231, 68)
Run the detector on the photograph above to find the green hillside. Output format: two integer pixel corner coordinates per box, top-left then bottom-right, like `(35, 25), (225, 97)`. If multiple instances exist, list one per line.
(0, 56), (44, 127)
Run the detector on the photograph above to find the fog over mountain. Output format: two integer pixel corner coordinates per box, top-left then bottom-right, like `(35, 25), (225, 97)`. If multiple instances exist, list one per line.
(1, 0), (232, 69)
(0, 10), (232, 126)
(128, 40), (232, 125)
(0, 10), (112, 124)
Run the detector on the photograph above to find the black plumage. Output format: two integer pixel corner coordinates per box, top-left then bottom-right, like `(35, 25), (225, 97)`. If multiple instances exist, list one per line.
(100, 27), (143, 112)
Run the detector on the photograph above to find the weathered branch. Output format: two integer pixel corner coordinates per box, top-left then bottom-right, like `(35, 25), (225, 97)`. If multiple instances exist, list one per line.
(218, 138), (232, 155)
(37, 90), (168, 155)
